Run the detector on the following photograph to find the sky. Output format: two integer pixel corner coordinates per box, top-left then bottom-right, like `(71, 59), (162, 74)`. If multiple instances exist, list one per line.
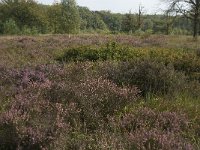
(37, 0), (167, 14)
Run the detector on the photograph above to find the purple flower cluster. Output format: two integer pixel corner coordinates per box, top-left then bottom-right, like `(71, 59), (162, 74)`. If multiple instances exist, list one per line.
(111, 107), (193, 150)
(0, 64), (139, 149)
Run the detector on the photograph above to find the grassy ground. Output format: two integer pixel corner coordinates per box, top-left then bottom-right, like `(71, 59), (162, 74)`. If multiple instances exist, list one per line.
(0, 34), (199, 149)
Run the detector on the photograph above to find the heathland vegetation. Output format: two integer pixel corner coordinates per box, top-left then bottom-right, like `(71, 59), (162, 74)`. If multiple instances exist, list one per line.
(0, 0), (200, 150)
(0, 34), (200, 149)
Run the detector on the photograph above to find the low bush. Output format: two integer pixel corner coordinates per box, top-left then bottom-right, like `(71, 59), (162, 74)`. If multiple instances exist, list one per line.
(110, 107), (193, 150)
(57, 42), (135, 62)
(0, 64), (139, 149)
(21, 26), (39, 35)
(3, 19), (20, 35)
(99, 59), (187, 96)
(58, 43), (200, 80)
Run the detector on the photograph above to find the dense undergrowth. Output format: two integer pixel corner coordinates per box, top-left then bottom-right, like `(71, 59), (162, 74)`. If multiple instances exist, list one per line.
(0, 35), (199, 149)
(58, 41), (200, 80)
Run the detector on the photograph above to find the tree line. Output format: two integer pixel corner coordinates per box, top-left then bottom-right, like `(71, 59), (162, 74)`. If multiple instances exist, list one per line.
(0, 0), (199, 37)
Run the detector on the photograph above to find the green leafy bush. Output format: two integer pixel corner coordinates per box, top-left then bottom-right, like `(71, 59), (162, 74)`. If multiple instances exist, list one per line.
(59, 47), (100, 62)
(57, 42), (135, 62)
(21, 26), (39, 35)
(3, 19), (20, 35)
(58, 43), (200, 82)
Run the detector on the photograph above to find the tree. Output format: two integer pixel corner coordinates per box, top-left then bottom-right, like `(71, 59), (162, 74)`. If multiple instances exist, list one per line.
(48, 4), (62, 33)
(0, 0), (49, 34)
(60, 0), (80, 33)
(163, 0), (200, 38)
(164, 10), (177, 35)
(78, 7), (108, 31)
(122, 11), (136, 33)
(97, 11), (123, 32)
(152, 15), (166, 34)
(142, 18), (153, 31)
(91, 12), (107, 30)
(137, 5), (145, 29)
(3, 18), (20, 34)
(78, 6), (92, 30)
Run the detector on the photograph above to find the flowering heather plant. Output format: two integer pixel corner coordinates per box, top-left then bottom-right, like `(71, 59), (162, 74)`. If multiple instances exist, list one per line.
(0, 69), (71, 149)
(110, 107), (193, 150)
(128, 128), (193, 150)
(0, 65), (75, 149)
(71, 76), (139, 131)
(0, 64), (139, 149)
(118, 108), (189, 133)
(0, 35), (200, 149)
(98, 59), (188, 96)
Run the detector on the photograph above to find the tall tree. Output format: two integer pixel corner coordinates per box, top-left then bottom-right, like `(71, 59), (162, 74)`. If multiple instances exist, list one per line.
(122, 11), (136, 33)
(137, 5), (145, 29)
(163, 0), (200, 38)
(164, 10), (177, 35)
(48, 4), (62, 33)
(142, 18), (153, 31)
(60, 0), (80, 33)
(0, 0), (48, 33)
(97, 11), (122, 32)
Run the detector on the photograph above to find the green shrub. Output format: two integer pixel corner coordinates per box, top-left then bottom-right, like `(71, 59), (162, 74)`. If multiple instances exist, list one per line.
(21, 26), (39, 35)
(57, 47), (100, 62)
(57, 42), (135, 62)
(134, 29), (145, 36)
(171, 28), (191, 35)
(99, 59), (187, 96)
(140, 29), (153, 39)
(58, 43), (200, 82)
(3, 19), (20, 35)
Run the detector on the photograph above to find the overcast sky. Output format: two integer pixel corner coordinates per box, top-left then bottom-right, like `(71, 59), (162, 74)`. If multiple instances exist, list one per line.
(37, 0), (166, 14)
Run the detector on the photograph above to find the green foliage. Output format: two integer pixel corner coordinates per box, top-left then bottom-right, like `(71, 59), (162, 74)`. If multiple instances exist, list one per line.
(47, 0), (81, 34)
(0, 0), (48, 35)
(134, 28), (145, 36)
(78, 7), (108, 31)
(58, 47), (99, 62)
(152, 17), (166, 34)
(60, 0), (80, 33)
(21, 26), (39, 35)
(0, 0), (195, 35)
(47, 4), (62, 33)
(58, 42), (200, 96)
(57, 42), (135, 62)
(97, 11), (123, 32)
(91, 14), (108, 30)
(3, 19), (20, 35)
(58, 42), (200, 75)
(171, 28), (191, 35)
(3, 24), (40, 36)
(122, 12), (136, 33)
(142, 18), (153, 31)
